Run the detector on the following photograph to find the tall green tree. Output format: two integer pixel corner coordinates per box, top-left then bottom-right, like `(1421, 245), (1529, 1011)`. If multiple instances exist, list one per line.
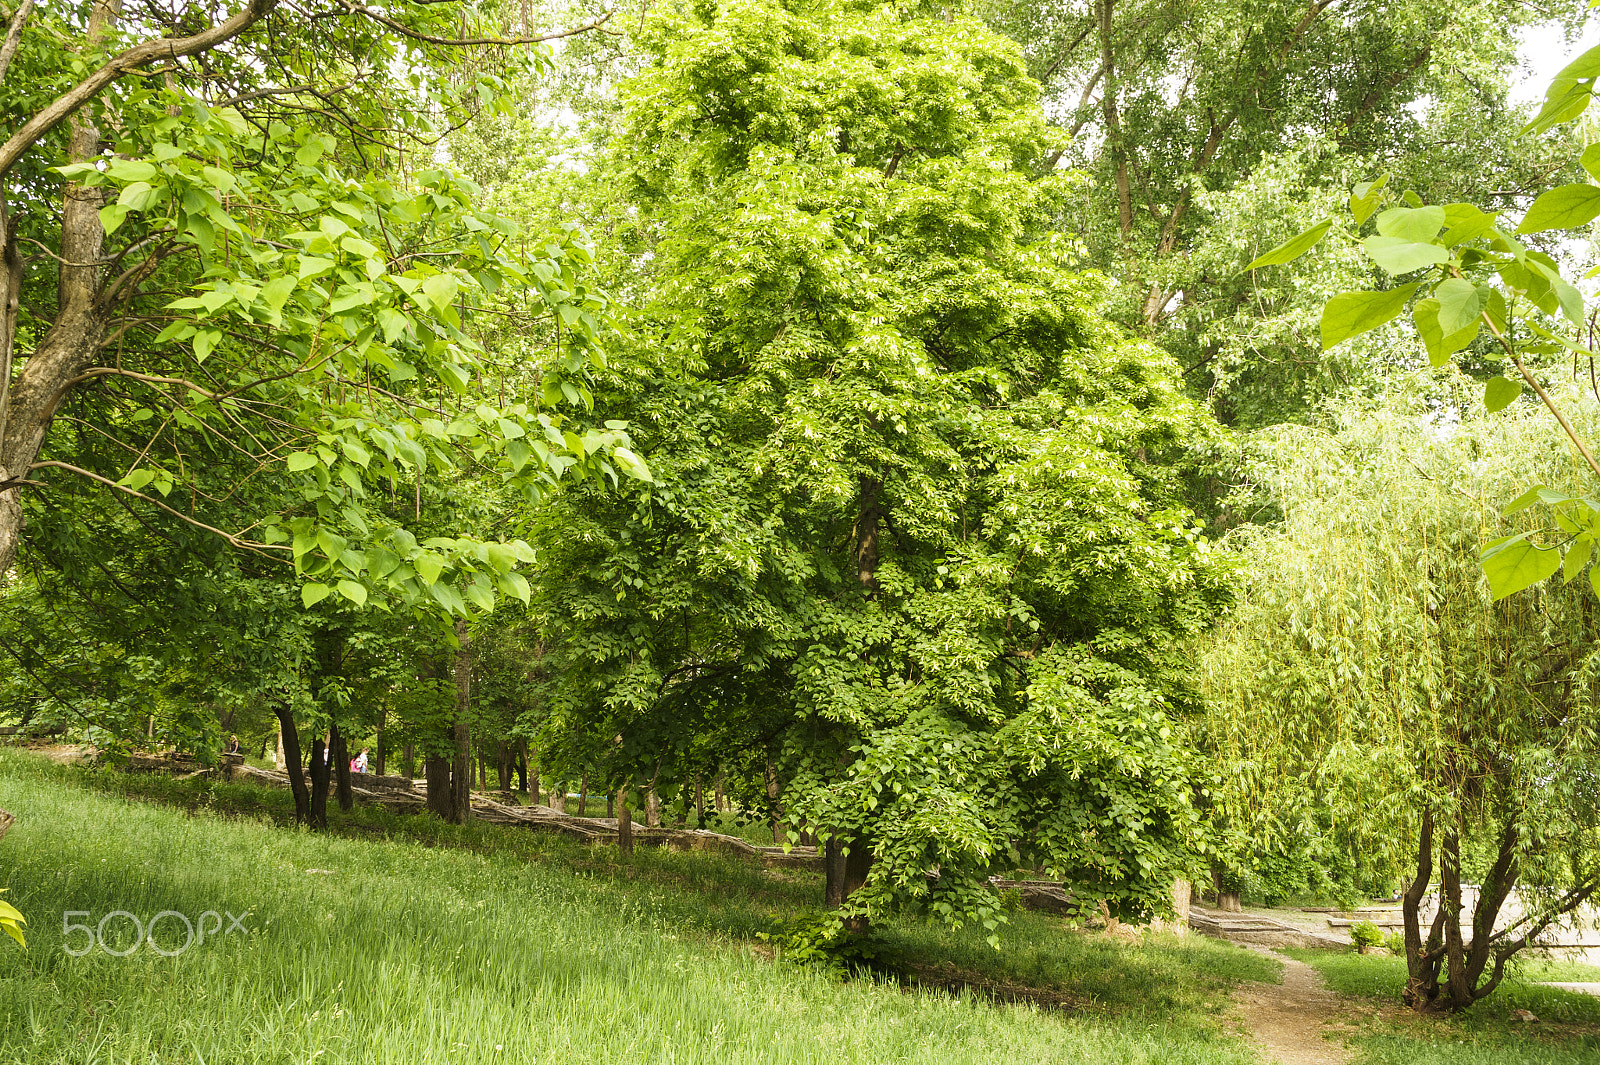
(535, 0), (1229, 933)
(978, 0), (1578, 427)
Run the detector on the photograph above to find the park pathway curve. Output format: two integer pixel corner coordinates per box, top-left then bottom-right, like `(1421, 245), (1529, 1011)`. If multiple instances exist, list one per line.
(1232, 949), (1352, 1065)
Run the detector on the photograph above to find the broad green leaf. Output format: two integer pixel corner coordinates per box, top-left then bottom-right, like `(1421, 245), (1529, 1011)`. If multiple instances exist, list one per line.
(1583, 143), (1600, 183)
(301, 582), (333, 608)
(1362, 236), (1448, 275)
(192, 329), (221, 362)
(1556, 42), (1600, 82)
(260, 275), (295, 318)
(1243, 219), (1332, 270)
(286, 451), (318, 472)
(1320, 284), (1419, 350)
(117, 181), (159, 212)
(98, 203), (129, 236)
(1482, 533), (1562, 599)
(1440, 203), (1497, 246)
(420, 273), (459, 315)
(1349, 175), (1390, 225)
(1433, 278), (1484, 334)
(336, 580), (368, 607)
(1413, 298), (1478, 366)
(107, 159), (159, 183)
(497, 571), (531, 604)
(1565, 534), (1595, 583)
(1484, 375), (1522, 412)
(1503, 485), (1573, 515)
(1375, 206), (1445, 243)
(1517, 184), (1600, 234)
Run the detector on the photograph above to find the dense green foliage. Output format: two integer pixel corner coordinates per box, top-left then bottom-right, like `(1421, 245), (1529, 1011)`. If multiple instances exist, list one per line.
(528, 0), (1229, 932)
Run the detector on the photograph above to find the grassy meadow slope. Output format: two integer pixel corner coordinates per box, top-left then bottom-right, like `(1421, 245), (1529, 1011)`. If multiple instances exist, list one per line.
(0, 750), (1273, 1065)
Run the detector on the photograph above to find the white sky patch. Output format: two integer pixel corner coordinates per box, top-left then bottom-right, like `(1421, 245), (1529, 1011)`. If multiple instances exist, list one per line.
(1514, 20), (1600, 108)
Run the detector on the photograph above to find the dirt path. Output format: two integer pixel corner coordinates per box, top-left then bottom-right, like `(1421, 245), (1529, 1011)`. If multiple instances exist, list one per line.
(1233, 949), (1352, 1065)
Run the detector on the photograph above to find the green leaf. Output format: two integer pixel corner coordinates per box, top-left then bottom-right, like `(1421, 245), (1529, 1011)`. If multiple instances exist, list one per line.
(286, 451), (318, 472)
(1484, 375), (1522, 412)
(420, 273), (459, 315)
(1433, 278), (1484, 334)
(497, 570), (531, 604)
(192, 329), (221, 362)
(1413, 298), (1478, 366)
(1482, 533), (1562, 599)
(1349, 175), (1390, 225)
(1582, 143), (1600, 184)
(1565, 534), (1594, 583)
(1243, 220), (1332, 271)
(117, 181), (160, 212)
(1375, 206), (1445, 243)
(1320, 284), (1419, 350)
(1517, 184), (1600, 234)
(336, 580), (368, 607)
(1361, 236), (1449, 275)
(107, 159), (159, 183)
(98, 203), (130, 236)
(301, 582), (333, 608)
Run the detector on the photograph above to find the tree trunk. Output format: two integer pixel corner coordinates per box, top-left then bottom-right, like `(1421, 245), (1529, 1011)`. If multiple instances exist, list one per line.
(274, 724), (284, 772)
(694, 778), (705, 828)
(646, 785), (661, 828)
(425, 754), (452, 819)
(374, 707), (386, 777)
(515, 740), (528, 792)
(331, 722), (352, 812)
(402, 742), (415, 781)
(606, 791), (614, 818)
(307, 734), (330, 830)
(579, 773), (588, 816)
(715, 775), (726, 813)
(764, 760), (783, 843)
(825, 836), (846, 907)
(449, 618), (472, 825)
(617, 777), (633, 855)
(274, 705), (309, 824)
(1403, 806), (1440, 1010)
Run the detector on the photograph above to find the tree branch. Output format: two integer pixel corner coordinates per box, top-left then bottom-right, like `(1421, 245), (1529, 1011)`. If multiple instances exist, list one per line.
(0, 0), (33, 86)
(334, 2), (614, 47)
(26, 459), (291, 560)
(0, 0), (280, 179)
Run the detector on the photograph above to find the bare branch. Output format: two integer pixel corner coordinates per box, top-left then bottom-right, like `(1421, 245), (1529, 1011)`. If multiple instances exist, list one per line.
(335, 2), (615, 46)
(27, 459), (291, 560)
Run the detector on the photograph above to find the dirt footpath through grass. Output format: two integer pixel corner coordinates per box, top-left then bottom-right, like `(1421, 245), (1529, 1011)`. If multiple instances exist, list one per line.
(1233, 948), (1351, 1065)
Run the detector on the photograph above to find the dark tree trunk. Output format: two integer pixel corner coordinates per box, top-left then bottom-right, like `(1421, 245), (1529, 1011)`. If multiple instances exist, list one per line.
(331, 722), (352, 812)
(402, 742), (415, 780)
(606, 791), (614, 818)
(515, 740), (528, 792)
(579, 773), (588, 816)
(825, 836), (846, 907)
(274, 705), (310, 825)
(374, 707), (387, 777)
(449, 619), (473, 825)
(425, 754), (452, 819)
(307, 735), (330, 830)
(1402, 807), (1438, 1010)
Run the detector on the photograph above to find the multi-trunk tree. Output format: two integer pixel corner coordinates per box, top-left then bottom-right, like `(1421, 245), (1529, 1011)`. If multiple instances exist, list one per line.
(1203, 387), (1600, 1013)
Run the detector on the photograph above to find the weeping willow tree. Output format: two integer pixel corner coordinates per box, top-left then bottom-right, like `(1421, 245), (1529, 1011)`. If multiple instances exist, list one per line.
(1203, 378), (1600, 1014)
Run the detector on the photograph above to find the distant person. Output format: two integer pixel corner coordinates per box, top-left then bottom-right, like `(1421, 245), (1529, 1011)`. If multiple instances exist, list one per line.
(356, 748), (370, 774)
(225, 735), (240, 755)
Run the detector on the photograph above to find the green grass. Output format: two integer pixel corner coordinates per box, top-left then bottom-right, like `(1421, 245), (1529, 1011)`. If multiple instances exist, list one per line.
(1282, 948), (1600, 1065)
(0, 750), (1274, 1064)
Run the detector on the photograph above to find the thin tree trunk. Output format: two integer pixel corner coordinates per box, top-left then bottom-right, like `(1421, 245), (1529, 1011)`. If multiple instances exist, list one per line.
(307, 734), (330, 830)
(450, 618), (472, 825)
(331, 722), (352, 812)
(374, 707), (386, 777)
(274, 705), (309, 824)
(694, 778), (705, 828)
(402, 742), (415, 780)
(617, 776), (633, 855)
(765, 760), (782, 843)
(715, 775), (726, 813)
(646, 784), (661, 828)
(274, 723), (284, 772)
(579, 772), (588, 816)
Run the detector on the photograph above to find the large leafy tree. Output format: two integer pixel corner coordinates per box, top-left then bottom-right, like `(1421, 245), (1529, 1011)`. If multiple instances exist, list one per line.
(535, 0), (1228, 933)
(1203, 384), (1600, 1013)
(0, 0), (644, 616)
